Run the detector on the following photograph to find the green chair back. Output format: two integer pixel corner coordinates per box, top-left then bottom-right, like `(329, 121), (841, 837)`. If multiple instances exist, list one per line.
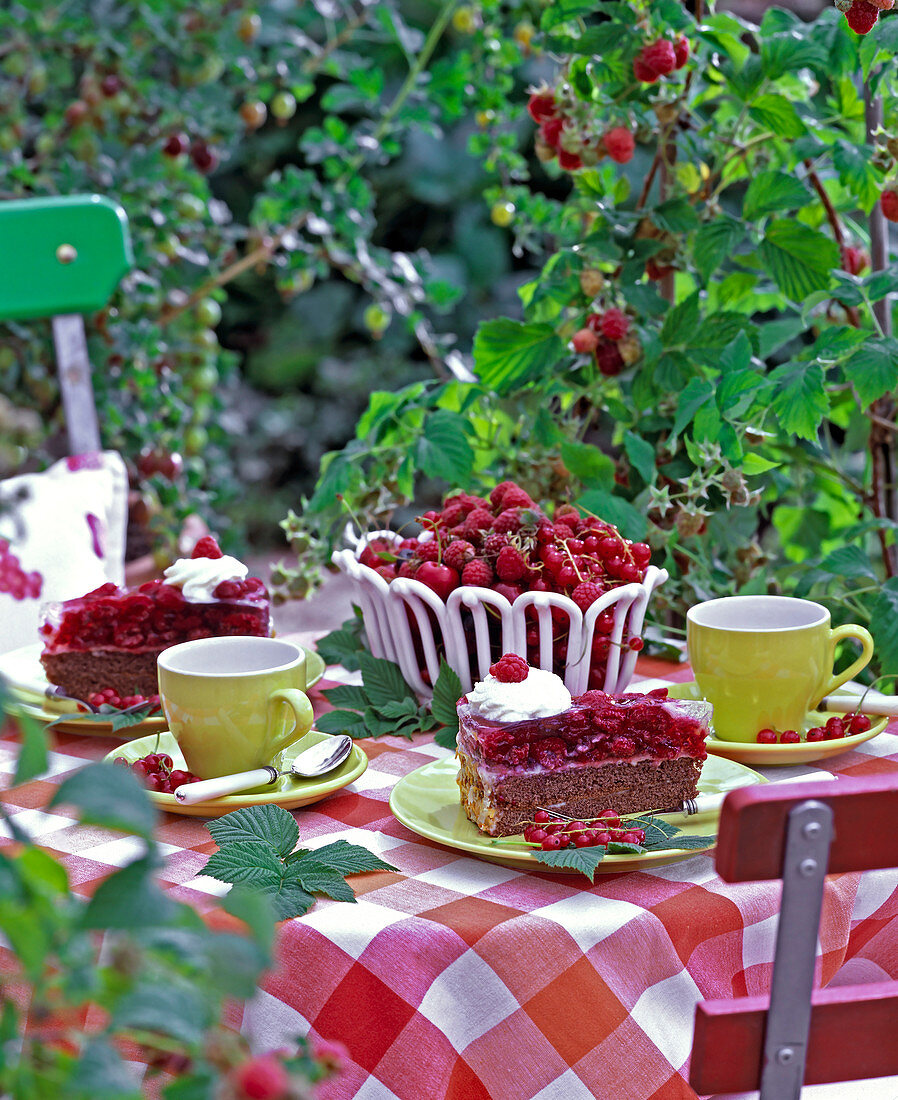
(0, 194), (133, 321)
(0, 195), (133, 454)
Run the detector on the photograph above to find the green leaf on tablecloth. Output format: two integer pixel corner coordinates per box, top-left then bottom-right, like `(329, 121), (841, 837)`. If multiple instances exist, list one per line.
(322, 683), (369, 710)
(433, 725), (459, 749)
(51, 762), (157, 841)
(363, 706), (402, 737)
(203, 843), (285, 888)
(256, 879), (317, 921)
(316, 620), (365, 672)
(315, 709), (371, 738)
(377, 697), (420, 719)
(357, 652), (417, 707)
(286, 862), (358, 903)
(207, 804), (299, 858)
(531, 846), (607, 881)
(201, 807), (394, 921)
(294, 839), (396, 877)
(431, 659), (462, 729)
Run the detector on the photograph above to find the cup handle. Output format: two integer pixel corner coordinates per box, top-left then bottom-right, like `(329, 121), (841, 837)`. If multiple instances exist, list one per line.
(267, 688), (315, 755)
(821, 624), (875, 700)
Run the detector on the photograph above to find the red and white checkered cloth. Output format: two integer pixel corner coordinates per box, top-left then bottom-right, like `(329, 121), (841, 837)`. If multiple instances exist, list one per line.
(3, 656), (898, 1100)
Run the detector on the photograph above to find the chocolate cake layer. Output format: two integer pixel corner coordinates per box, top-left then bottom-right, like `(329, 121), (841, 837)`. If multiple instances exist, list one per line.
(41, 649), (162, 700)
(457, 750), (703, 837)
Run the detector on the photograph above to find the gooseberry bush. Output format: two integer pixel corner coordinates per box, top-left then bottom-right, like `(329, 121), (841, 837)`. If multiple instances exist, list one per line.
(288, 0), (898, 676)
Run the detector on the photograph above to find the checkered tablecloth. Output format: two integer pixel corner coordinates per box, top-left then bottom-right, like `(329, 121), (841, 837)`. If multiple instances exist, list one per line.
(3, 655), (898, 1100)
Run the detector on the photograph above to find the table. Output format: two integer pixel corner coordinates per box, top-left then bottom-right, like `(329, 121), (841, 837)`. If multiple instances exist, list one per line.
(3, 650), (898, 1100)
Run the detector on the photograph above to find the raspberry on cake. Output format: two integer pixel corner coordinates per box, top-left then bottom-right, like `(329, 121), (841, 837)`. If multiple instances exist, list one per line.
(456, 656), (711, 837)
(39, 538), (271, 701)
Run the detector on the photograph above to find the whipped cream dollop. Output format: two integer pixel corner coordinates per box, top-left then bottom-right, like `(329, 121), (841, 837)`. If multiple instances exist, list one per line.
(466, 667), (572, 722)
(162, 554), (247, 603)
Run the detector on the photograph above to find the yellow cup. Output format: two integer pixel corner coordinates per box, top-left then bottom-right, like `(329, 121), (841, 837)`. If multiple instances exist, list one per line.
(686, 595), (874, 743)
(157, 636), (315, 779)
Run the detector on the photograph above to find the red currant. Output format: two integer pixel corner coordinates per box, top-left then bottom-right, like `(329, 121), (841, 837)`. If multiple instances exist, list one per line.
(780, 730), (801, 744)
(756, 728), (778, 744)
(848, 713), (872, 734)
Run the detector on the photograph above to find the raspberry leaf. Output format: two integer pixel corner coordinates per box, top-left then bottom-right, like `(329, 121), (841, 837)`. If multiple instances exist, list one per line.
(315, 710), (371, 739)
(207, 804), (299, 857)
(357, 652), (417, 707)
(531, 846), (606, 881)
(202, 808), (397, 920)
(431, 659), (463, 729)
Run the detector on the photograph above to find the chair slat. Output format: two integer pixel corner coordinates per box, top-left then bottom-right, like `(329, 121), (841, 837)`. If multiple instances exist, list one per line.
(690, 984), (898, 1094)
(715, 776), (898, 882)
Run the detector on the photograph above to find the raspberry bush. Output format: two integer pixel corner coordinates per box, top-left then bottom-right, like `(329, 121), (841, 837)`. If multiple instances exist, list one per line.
(289, 1), (898, 678)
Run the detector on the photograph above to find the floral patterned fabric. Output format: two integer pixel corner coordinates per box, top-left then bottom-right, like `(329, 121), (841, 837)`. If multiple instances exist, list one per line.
(0, 451), (128, 653)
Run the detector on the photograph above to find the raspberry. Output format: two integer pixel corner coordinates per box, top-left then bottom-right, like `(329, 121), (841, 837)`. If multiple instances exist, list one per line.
(599, 308), (630, 340)
(489, 653), (529, 682)
(595, 339), (625, 377)
(440, 503), (466, 528)
(846, 0), (879, 32)
(443, 539), (476, 571)
(540, 117), (564, 148)
(461, 558), (494, 587)
(527, 91), (557, 122)
(495, 545), (528, 581)
(881, 189), (898, 222)
(673, 36), (690, 68)
(841, 244), (868, 274)
(604, 127), (635, 164)
(493, 508), (522, 534)
(191, 536), (223, 559)
(571, 581), (604, 611)
(641, 40), (677, 77)
(500, 486), (534, 510)
(558, 148), (583, 171)
(490, 480), (520, 510)
(231, 1055), (290, 1100)
(572, 327), (599, 354)
(633, 56), (659, 83)
(415, 540), (440, 562)
(464, 507), (495, 533)
(484, 532), (510, 555)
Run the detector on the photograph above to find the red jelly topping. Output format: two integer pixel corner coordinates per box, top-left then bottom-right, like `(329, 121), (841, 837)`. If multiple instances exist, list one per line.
(461, 688), (707, 769)
(40, 574), (270, 653)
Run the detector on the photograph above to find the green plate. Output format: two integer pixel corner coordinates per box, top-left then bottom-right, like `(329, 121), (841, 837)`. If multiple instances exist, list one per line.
(104, 727), (367, 817)
(667, 681), (888, 766)
(389, 755), (765, 874)
(0, 642), (326, 737)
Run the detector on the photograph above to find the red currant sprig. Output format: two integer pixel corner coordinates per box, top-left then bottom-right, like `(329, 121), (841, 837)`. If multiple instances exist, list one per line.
(519, 808), (645, 850)
(113, 752), (201, 794)
(755, 712), (872, 744)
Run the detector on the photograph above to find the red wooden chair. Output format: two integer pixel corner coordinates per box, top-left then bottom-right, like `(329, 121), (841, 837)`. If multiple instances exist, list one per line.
(689, 774), (898, 1098)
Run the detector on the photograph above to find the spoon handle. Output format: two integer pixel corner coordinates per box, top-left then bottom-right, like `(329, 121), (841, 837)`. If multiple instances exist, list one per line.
(174, 765), (279, 805)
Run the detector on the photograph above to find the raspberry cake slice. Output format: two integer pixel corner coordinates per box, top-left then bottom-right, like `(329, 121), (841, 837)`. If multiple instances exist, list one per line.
(39, 537), (271, 700)
(456, 653), (711, 837)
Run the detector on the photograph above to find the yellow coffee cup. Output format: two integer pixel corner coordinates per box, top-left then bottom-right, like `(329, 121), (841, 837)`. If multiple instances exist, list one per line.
(686, 595), (874, 743)
(157, 636), (315, 779)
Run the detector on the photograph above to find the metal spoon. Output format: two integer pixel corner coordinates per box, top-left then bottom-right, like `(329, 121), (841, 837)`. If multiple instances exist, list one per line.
(174, 735), (353, 805)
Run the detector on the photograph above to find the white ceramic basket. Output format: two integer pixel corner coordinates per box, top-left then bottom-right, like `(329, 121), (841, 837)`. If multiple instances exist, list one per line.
(332, 531), (669, 698)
